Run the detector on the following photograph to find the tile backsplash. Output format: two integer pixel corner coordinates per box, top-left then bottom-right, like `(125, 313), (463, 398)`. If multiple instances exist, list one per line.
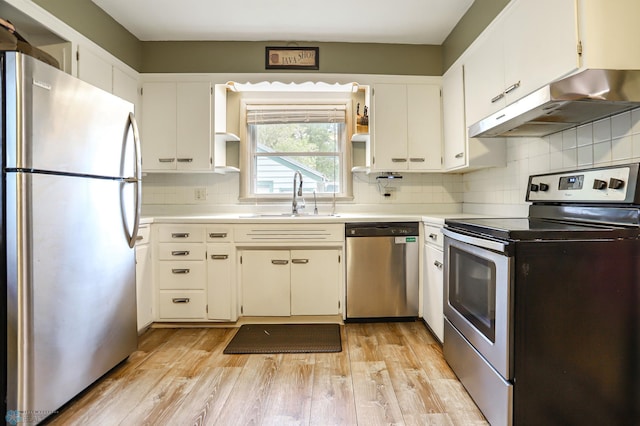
(463, 107), (640, 217)
(142, 107), (640, 217)
(142, 169), (464, 215)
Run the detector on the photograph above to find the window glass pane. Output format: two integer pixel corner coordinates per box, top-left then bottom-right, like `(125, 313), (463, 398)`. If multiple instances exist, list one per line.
(255, 155), (340, 194)
(254, 123), (340, 153)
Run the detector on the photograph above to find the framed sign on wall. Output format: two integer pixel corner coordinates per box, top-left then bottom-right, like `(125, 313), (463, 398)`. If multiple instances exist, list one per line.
(265, 47), (319, 70)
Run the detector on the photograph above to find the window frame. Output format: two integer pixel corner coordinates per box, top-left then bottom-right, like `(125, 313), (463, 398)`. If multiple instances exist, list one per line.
(239, 97), (354, 202)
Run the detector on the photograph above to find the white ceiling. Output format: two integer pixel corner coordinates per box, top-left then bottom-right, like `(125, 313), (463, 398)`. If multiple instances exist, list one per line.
(91, 0), (474, 44)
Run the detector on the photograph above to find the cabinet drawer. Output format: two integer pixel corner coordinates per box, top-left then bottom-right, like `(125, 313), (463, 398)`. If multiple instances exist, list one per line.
(157, 243), (205, 260)
(424, 224), (443, 249)
(158, 290), (206, 319)
(157, 261), (206, 290)
(206, 227), (233, 243)
(157, 225), (205, 242)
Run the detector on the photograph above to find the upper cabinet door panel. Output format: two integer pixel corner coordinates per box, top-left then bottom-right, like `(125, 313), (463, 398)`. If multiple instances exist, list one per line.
(503, 0), (579, 102)
(176, 82), (212, 171)
(407, 84), (442, 170)
(372, 83), (408, 170)
(141, 82), (177, 171)
(463, 25), (505, 127)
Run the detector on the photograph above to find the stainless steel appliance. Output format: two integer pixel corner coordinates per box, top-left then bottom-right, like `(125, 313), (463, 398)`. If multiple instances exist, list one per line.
(443, 163), (640, 426)
(2, 51), (141, 424)
(345, 222), (419, 320)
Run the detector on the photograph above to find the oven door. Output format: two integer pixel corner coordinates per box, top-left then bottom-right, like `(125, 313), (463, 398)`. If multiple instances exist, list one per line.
(443, 228), (514, 380)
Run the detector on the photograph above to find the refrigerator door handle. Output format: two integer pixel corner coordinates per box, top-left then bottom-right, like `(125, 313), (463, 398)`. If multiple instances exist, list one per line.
(126, 112), (142, 248)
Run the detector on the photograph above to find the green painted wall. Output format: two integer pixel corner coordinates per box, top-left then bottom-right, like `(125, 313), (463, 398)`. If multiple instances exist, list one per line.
(141, 41), (442, 75)
(32, 0), (508, 76)
(442, 0), (510, 71)
(33, 0), (142, 70)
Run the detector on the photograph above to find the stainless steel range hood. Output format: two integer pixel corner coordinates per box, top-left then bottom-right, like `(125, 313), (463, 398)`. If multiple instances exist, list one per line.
(469, 69), (640, 138)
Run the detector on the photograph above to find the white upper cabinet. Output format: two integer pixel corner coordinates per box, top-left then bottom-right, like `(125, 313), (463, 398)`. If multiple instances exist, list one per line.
(371, 83), (442, 172)
(464, 0), (579, 127)
(141, 81), (213, 172)
(442, 64), (506, 171)
(76, 44), (113, 93)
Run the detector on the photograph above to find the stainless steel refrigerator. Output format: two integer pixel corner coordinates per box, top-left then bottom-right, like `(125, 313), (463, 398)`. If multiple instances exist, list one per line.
(2, 51), (142, 424)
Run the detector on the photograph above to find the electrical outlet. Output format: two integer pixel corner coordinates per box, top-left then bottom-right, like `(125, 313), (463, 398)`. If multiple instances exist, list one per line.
(194, 187), (207, 201)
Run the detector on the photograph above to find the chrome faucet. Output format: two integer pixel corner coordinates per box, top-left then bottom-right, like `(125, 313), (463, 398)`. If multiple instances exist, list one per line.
(292, 170), (303, 214)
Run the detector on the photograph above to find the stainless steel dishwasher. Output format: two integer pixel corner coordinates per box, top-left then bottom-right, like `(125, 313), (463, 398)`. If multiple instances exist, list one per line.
(345, 222), (419, 320)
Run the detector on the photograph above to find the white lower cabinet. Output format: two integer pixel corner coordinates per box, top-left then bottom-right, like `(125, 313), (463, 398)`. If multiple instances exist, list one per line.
(135, 225), (153, 332)
(423, 222), (445, 342)
(423, 244), (444, 342)
(240, 249), (342, 316)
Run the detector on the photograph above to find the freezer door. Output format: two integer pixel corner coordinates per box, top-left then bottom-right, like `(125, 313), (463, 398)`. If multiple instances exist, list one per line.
(6, 171), (138, 416)
(4, 51), (135, 178)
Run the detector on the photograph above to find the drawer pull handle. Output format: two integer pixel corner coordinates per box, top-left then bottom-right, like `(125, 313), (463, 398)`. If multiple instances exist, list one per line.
(177, 158), (193, 163)
(135, 235), (144, 241)
(291, 258), (309, 264)
(209, 232), (228, 238)
(409, 158), (425, 162)
(171, 268), (190, 274)
(455, 152), (464, 159)
(172, 298), (190, 304)
(491, 93), (505, 103)
(271, 259), (289, 265)
(211, 254), (229, 260)
(158, 158), (175, 163)
(391, 158), (407, 162)
(171, 250), (190, 256)
(434, 261), (443, 270)
(172, 232), (190, 238)
(429, 233), (438, 240)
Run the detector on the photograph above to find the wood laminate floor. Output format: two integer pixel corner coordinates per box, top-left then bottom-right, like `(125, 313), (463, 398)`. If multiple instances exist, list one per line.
(45, 321), (487, 426)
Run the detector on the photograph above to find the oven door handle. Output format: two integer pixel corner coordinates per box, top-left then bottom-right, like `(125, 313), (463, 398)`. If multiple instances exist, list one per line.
(442, 228), (510, 254)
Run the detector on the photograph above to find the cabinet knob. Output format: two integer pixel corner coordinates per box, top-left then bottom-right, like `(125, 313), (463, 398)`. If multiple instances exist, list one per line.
(455, 152), (464, 159)
(434, 261), (443, 269)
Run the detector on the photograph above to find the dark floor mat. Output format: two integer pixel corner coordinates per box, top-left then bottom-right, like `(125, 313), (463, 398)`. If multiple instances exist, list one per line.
(223, 323), (342, 354)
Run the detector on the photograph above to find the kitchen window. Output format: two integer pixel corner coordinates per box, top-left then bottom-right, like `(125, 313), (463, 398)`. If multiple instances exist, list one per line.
(240, 102), (352, 200)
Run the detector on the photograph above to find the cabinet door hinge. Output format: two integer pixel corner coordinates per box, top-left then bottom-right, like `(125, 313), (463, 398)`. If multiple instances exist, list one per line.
(338, 254), (341, 263)
(240, 255), (243, 264)
(240, 305), (244, 314)
(140, 87), (143, 96)
(338, 300), (341, 309)
(577, 41), (583, 56)
(206, 305), (208, 313)
(76, 49), (79, 62)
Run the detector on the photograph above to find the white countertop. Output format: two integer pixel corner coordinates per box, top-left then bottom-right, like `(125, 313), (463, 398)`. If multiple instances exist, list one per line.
(141, 211), (496, 225)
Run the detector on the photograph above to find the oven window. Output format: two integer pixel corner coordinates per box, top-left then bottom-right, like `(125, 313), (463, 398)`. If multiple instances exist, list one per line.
(449, 246), (497, 342)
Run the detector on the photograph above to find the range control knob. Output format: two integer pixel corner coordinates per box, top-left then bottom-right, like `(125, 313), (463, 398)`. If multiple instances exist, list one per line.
(593, 179), (607, 190)
(539, 183), (549, 192)
(530, 183), (539, 192)
(609, 178), (625, 189)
